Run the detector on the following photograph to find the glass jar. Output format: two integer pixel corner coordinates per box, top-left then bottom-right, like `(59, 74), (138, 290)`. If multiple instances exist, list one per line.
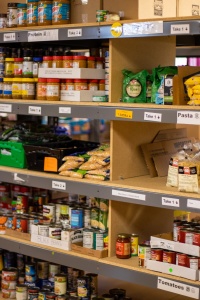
(7, 3), (18, 28)
(0, 14), (7, 28)
(12, 78), (22, 99)
(22, 78), (35, 100)
(96, 57), (104, 69)
(60, 79), (74, 91)
(99, 79), (105, 91)
(52, 56), (63, 68)
(0, 78), (3, 98)
(5, 58), (14, 78)
(14, 58), (23, 78)
(38, 0), (53, 26)
(73, 56), (87, 68)
(3, 78), (13, 99)
(42, 56), (53, 68)
(23, 57), (33, 78)
(74, 79), (88, 91)
(46, 79), (60, 101)
(63, 56), (73, 68)
(0, 61), (4, 78)
(17, 3), (27, 27)
(27, 0), (38, 26)
(52, 0), (70, 25)
(88, 79), (98, 91)
(37, 78), (47, 100)
(87, 57), (95, 69)
(33, 57), (43, 78)
(116, 233), (131, 259)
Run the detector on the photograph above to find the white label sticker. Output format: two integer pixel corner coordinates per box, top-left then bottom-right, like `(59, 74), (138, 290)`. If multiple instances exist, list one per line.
(0, 104), (12, 113)
(187, 199), (200, 209)
(177, 111), (200, 124)
(28, 106), (41, 115)
(28, 30), (58, 42)
(52, 181), (66, 190)
(14, 173), (25, 183)
(171, 24), (190, 34)
(151, 241), (174, 251)
(68, 28), (82, 37)
(123, 21), (163, 35)
(157, 277), (199, 299)
(162, 197), (180, 207)
(59, 107), (72, 114)
(3, 33), (16, 42)
(112, 189), (146, 201)
(31, 234), (70, 251)
(144, 112), (162, 122)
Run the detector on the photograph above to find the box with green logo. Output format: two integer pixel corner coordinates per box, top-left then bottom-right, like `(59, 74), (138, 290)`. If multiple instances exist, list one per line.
(0, 141), (26, 169)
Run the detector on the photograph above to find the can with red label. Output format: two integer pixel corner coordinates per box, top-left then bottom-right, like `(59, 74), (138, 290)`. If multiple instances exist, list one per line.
(2, 268), (18, 281)
(179, 228), (194, 244)
(16, 215), (28, 233)
(16, 195), (28, 213)
(151, 249), (163, 261)
(193, 231), (200, 246)
(176, 253), (188, 267)
(187, 256), (200, 270)
(163, 250), (176, 264)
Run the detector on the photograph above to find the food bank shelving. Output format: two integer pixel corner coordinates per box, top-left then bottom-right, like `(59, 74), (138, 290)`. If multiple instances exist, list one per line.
(1, 17), (200, 299)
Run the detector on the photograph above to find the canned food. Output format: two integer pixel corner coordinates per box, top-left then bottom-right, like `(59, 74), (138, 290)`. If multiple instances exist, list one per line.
(84, 208), (91, 228)
(130, 234), (138, 257)
(16, 195), (28, 213)
(91, 207), (99, 229)
(38, 224), (49, 237)
(38, 289), (47, 300)
(28, 287), (40, 300)
(49, 264), (61, 282)
(138, 244), (151, 267)
(43, 204), (56, 223)
(162, 250), (176, 264)
(2, 268), (18, 281)
(179, 228), (194, 244)
(37, 261), (49, 279)
(1, 280), (17, 289)
(193, 231), (200, 246)
(17, 253), (25, 271)
(46, 292), (56, 300)
(176, 253), (188, 267)
(187, 256), (200, 270)
(77, 276), (91, 298)
(25, 264), (36, 276)
(98, 209), (108, 231)
(83, 228), (94, 249)
(49, 224), (62, 240)
(16, 215), (28, 232)
(2, 289), (16, 299)
(93, 230), (104, 250)
(151, 249), (163, 261)
(54, 274), (67, 295)
(16, 285), (28, 300)
(86, 273), (98, 296)
(71, 208), (83, 229)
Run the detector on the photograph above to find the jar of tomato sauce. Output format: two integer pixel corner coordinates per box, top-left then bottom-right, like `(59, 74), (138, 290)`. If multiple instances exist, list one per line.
(116, 233), (131, 259)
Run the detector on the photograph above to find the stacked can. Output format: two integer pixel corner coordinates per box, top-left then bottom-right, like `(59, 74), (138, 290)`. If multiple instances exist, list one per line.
(104, 51), (109, 98)
(25, 264), (37, 286)
(54, 273), (67, 295)
(1, 267), (18, 299)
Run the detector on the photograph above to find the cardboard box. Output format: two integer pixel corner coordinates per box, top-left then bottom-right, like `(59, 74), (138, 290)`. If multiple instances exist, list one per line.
(177, 0), (200, 17)
(146, 259), (199, 281)
(0, 0), (26, 14)
(5, 229), (31, 241)
(60, 90), (105, 101)
(151, 232), (200, 257)
(38, 68), (105, 79)
(71, 242), (108, 258)
(103, 0), (138, 20)
(138, 0), (176, 19)
(71, 0), (103, 23)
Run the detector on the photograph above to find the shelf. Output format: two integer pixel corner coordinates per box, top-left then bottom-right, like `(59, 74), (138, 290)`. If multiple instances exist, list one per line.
(1, 166), (200, 213)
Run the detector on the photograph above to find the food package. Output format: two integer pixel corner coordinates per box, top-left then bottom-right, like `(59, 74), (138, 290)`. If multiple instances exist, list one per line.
(184, 73), (200, 105)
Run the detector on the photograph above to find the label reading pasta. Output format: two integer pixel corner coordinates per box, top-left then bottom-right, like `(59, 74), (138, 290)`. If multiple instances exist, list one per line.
(178, 166), (198, 193)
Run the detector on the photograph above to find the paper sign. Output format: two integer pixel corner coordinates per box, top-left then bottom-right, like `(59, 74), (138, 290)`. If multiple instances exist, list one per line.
(177, 111), (200, 125)
(115, 110), (133, 119)
(144, 112), (162, 122)
(171, 24), (190, 34)
(112, 189), (146, 201)
(59, 107), (71, 114)
(0, 104), (12, 113)
(28, 106), (41, 115)
(162, 197), (180, 207)
(52, 181), (66, 190)
(4, 33), (16, 42)
(68, 29), (82, 37)
(28, 30), (58, 42)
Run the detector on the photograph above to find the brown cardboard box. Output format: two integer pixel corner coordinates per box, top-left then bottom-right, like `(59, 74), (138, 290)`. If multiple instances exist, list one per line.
(0, 0), (27, 14)
(71, 0), (103, 23)
(177, 0), (200, 17)
(71, 242), (108, 258)
(103, 0), (138, 20)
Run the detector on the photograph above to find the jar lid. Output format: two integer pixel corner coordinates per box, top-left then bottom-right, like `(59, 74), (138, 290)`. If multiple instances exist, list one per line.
(87, 56), (95, 61)
(0, 78), (3, 82)
(63, 56), (73, 59)
(117, 233), (131, 238)
(38, 78), (47, 83)
(47, 79), (60, 83)
(8, 3), (18, 7)
(73, 56), (86, 60)
(33, 57), (43, 62)
(34, 78), (38, 83)
(13, 78), (22, 81)
(96, 57), (104, 61)
(14, 58), (23, 62)
(53, 56), (63, 60)
(99, 79), (105, 83)
(5, 58), (14, 62)
(66, 79), (74, 83)
(22, 78), (35, 82)
(0, 14), (7, 18)
(89, 79), (98, 83)
(43, 56), (53, 61)
(74, 79), (87, 83)
(17, 3), (27, 8)
(3, 78), (13, 82)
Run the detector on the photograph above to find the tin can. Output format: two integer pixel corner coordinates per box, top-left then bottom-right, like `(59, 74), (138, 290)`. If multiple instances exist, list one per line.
(49, 224), (62, 240)
(17, 253), (25, 271)
(54, 274), (67, 295)
(193, 231), (200, 246)
(91, 207), (99, 229)
(68, 193), (78, 203)
(2, 289), (16, 299)
(38, 289), (47, 300)
(38, 224), (49, 237)
(18, 272), (25, 285)
(77, 276), (91, 298)
(83, 228), (94, 249)
(151, 249), (163, 261)
(71, 208), (83, 229)
(16, 285), (28, 300)
(98, 209), (108, 231)
(163, 250), (176, 264)
(16, 215), (28, 233)
(6, 214), (15, 229)
(93, 230), (104, 250)
(43, 204), (56, 223)
(176, 253), (188, 267)
(96, 10), (108, 22)
(60, 204), (69, 218)
(55, 202), (62, 222)
(37, 261), (49, 279)
(46, 292), (56, 300)
(72, 269), (80, 290)
(130, 234), (138, 257)
(1, 280), (17, 289)
(49, 264), (61, 282)
(187, 256), (200, 270)
(28, 287), (40, 300)
(3, 252), (16, 269)
(16, 195), (28, 213)
(86, 273), (98, 296)
(138, 244), (151, 268)
(179, 228), (194, 244)
(84, 208), (91, 228)
(2, 268), (18, 281)
(25, 264), (36, 276)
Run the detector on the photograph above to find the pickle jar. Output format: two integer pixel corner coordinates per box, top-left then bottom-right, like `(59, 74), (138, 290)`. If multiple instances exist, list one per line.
(17, 3), (27, 27)
(0, 78), (3, 98)
(12, 78), (22, 99)
(7, 3), (18, 28)
(42, 56), (53, 68)
(14, 58), (23, 77)
(33, 57), (43, 78)
(96, 57), (104, 69)
(52, 0), (70, 25)
(38, 0), (53, 26)
(87, 56), (95, 68)
(74, 79), (88, 91)
(46, 78), (60, 101)
(63, 55), (73, 68)
(22, 78), (35, 100)
(5, 58), (14, 78)
(88, 79), (98, 91)
(27, 0), (38, 26)
(73, 56), (87, 68)
(23, 57), (33, 78)
(52, 56), (63, 68)
(116, 233), (131, 259)
(99, 79), (105, 91)
(37, 78), (47, 100)
(3, 78), (13, 99)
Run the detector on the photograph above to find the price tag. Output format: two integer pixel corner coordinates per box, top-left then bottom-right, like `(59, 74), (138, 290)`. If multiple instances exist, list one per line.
(159, 240), (174, 251)
(162, 197), (180, 208)
(112, 189), (146, 201)
(52, 181), (66, 191)
(59, 107), (72, 114)
(171, 24), (190, 35)
(68, 28), (82, 37)
(28, 29), (58, 42)
(28, 106), (41, 115)
(3, 33), (16, 42)
(187, 199), (200, 209)
(123, 21), (163, 36)
(144, 112), (162, 122)
(177, 111), (200, 124)
(0, 104), (12, 113)
(115, 109), (133, 119)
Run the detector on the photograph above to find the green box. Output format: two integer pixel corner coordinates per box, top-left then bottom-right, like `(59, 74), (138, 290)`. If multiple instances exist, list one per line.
(0, 141), (26, 169)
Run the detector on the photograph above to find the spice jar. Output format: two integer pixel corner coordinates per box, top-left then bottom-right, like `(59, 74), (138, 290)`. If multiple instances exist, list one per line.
(96, 57), (104, 69)
(63, 56), (73, 68)
(17, 3), (27, 27)
(116, 233), (131, 259)
(37, 78), (47, 100)
(52, 56), (63, 68)
(0, 78), (3, 98)
(12, 78), (22, 99)
(42, 56), (53, 68)
(46, 79), (60, 101)
(14, 58), (23, 78)
(52, 0), (70, 25)
(61, 79), (74, 91)
(99, 79), (105, 91)
(27, 0), (38, 26)
(0, 14), (7, 28)
(73, 56), (87, 68)
(33, 57), (43, 78)
(38, 0), (53, 26)
(74, 79), (88, 91)
(22, 78), (35, 100)
(3, 78), (13, 99)
(23, 57), (33, 78)
(7, 3), (18, 28)
(88, 80), (98, 91)
(5, 58), (14, 78)
(87, 57), (96, 69)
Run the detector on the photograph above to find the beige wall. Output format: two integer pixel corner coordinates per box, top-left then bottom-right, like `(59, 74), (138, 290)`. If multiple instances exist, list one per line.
(0, 0), (27, 14)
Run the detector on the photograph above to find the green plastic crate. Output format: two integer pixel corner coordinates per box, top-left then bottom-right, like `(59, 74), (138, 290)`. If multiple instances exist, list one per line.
(0, 141), (26, 169)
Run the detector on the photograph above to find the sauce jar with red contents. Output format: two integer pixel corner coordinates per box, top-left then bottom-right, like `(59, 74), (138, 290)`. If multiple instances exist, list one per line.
(116, 233), (131, 259)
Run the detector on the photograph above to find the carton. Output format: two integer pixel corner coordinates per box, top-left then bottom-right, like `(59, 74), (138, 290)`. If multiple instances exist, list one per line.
(38, 68), (105, 80)
(71, 0), (103, 23)
(60, 90), (105, 101)
(0, 0), (26, 14)
(138, 0), (176, 19)
(71, 242), (108, 258)
(177, 0), (200, 17)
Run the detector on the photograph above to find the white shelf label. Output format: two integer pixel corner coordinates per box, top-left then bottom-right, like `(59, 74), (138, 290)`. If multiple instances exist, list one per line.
(0, 104), (12, 113)
(28, 106), (41, 115)
(187, 199), (200, 209)
(151, 241), (174, 251)
(144, 112), (162, 122)
(52, 181), (66, 190)
(162, 197), (180, 207)
(31, 234), (70, 250)
(177, 111), (200, 124)
(14, 173), (25, 183)
(59, 107), (72, 114)
(68, 28), (82, 37)
(171, 24), (190, 35)
(112, 189), (146, 201)
(123, 21), (163, 35)
(157, 277), (199, 299)
(4, 33), (16, 42)
(28, 29), (58, 42)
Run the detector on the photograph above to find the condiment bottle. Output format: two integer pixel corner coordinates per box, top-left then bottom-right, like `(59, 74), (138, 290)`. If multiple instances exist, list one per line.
(38, 0), (53, 26)
(33, 57), (43, 78)
(37, 78), (47, 100)
(96, 57), (104, 69)
(99, 79), (105, 91)
(88, 79), (98, 91)
(12, 78), (22, 99)
(52, 0), (70, 25)
(17, 3), (27, 27)
(0, 14), (7, 28)
(14, 58), (23, 78)
(73, 56), (87, 68)
(46, 79), (60, 101)
(3, 78), (13, 99)
(42, 56), (53, 68)
(27, 0), (38, 26)
(0, 78), (3, 98)
(63, 56), (73, 68)
(116, 233), (131, 259)
(52, 56), (63, 68)
(87, 57), (96, 68)
(7, 3), (18, 28)
(22, 78), (35, 100)
(5, 58), (14, 78)
(74, 79), (88, 91)
(23, 57), (33, 78)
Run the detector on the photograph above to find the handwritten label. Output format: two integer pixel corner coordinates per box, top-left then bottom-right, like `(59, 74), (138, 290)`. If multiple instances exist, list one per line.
(151, 240), (174, 251)
(4, 33), (16, 42)
(68, 28), (82, 37)
(162, 197), (180, 207)
(59, 107), (71, 114)
(187, 199), (200, 209)
(115, 109), (133, 119)
(28, 106), (41, 115)
(144, 112), (162, 122)
(112, 189), (146, 201)
(123, 21), (163, 35)
(157, 277), (199, 299)
(177, 111), (200, 125)
(52, 181), (66, 190)
(0, 104), (12, 113)
(31, 234), (70, 251)
(28, 30), (58, 42)
(171, 24), (190, 35)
